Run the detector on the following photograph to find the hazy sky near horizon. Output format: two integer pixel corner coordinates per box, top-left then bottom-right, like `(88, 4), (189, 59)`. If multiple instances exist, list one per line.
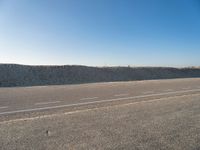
(0, 0), (200, 67)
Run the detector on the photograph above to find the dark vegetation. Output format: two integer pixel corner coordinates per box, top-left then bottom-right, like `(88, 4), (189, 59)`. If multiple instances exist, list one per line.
(0, 64), (200, 87)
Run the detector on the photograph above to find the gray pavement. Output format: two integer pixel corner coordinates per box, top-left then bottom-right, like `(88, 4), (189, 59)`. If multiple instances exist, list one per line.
(0, 78), (200, 149)
(0, 78), (200, 119)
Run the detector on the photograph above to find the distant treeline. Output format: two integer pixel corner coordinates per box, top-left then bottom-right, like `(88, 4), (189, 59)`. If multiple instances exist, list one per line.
(0, 64), (200, 87)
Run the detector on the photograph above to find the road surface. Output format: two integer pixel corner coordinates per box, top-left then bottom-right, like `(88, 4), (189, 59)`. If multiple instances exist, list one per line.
(0, 78), (200, 120)
(0, 78), (200, 149)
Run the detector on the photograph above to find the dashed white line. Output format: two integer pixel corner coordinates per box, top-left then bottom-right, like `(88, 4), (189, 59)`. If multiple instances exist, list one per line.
(163, 89), (173, 92)
(114, 93), (129, 97)
(80, 97), (98, 101)
(35, 101), (61, 105)
(182, 87), (191, 90)
(143, 91), (154, 94)
(0, 106), (8, 109)
(0, 88), (200, 116)
(38, 86), (48, 88)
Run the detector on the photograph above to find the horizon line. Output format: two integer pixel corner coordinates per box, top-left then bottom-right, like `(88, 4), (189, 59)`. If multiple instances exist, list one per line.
(0, 63), (200, 69)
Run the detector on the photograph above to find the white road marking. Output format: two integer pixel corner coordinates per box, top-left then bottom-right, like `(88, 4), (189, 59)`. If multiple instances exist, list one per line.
(0, 88), (200, 116)
(38, 86), (48, 88)
(163, 89), (173, 92)
(143, 91), (154, 94)
(4, 93), (200, 124)
(114, 93), (129, 97)
(80, 97), (98, 101)
(182, 87), (191, 90)
(0, 106), (8, 109)
(35, 101), (61, 105)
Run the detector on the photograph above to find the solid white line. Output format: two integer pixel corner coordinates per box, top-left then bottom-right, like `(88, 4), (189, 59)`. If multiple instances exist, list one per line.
(3, 93), (200, 124)
(35, 101), (61, 105)
(114, 94), (129, 97)
(80, 97), (98, 101)
(0, 88), (200, 116)
(0, 106), (8, 109)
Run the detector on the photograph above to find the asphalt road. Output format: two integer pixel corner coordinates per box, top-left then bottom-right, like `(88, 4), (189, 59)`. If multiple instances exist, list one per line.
(0, 78), (200, 121)
(0, 78), (200, 149)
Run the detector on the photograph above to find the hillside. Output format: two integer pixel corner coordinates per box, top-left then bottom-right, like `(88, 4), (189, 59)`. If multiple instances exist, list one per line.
(0, 64), (200, 87)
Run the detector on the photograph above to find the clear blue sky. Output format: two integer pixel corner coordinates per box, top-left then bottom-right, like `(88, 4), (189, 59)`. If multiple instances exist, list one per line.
(0, 0), (200, 67)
